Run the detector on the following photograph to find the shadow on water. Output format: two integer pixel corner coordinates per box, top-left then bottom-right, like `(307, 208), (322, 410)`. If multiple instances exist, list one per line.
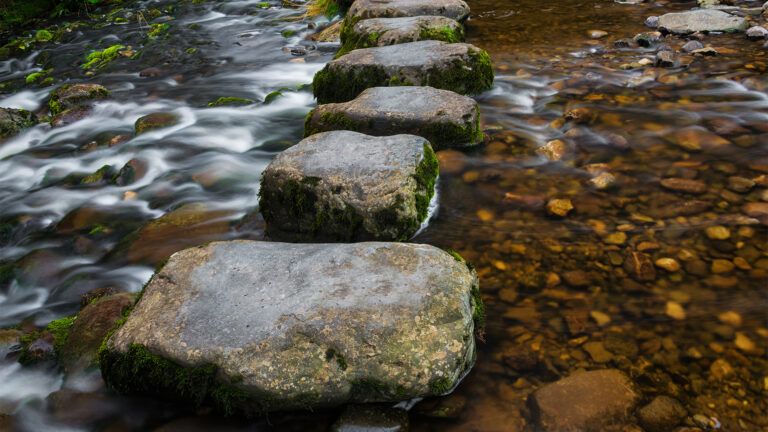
(0, 0), (766, 430)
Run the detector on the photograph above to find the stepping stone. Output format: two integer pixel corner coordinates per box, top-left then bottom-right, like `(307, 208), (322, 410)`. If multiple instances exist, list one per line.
(527, 369), (639, 431)
(657, 9), (748, 34)
(345, 0), (470, 28)
(339, 16), (464, 56)
(100, 240), (480, 413)
(259, 130), (438, 242)
(305, 86), (482, 149)
(313, 40), (493, 103)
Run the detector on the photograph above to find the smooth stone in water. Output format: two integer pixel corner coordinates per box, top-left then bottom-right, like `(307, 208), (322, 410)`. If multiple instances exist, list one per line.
(259, 131), (438, 242)
(135, 112), (180, 135)
(48, 83), (109, 116)
(681, 40), (705, 52)
(305, 86), (482, 148)
(331, 405), (409, 432)
(527, 369), (639, 432)
(637, 396), (687, 432)
(339, 16), (464, 56)
(746, 25), (768, 40)
(100, 240), (479, 413)
(657, 9), (748, 34)
(312, 40), (493, 103)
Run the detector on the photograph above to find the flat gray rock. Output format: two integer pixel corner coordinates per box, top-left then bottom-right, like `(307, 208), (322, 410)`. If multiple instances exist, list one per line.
(305, 87), (482, 149)
(339, 16), (464, 56)
(313, 40), (493, 103)
(101, 240), (479, 413)
(346, 0), (470, 24)
(528, 369), (639, 431)
(658, 9), (748, 34)
(259, 131), (438, 242)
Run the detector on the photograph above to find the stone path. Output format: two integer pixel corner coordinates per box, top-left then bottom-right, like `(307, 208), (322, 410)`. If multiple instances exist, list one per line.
(100, 0), (496, 414)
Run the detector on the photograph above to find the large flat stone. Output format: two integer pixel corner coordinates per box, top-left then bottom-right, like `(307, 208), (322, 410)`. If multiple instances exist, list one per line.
(658, 9), (748, 34)
(527, 369), (639, 431)
(338, 16), (464, 56)
(259, 130), (438, 242)
(100, 240), (479, 413)
(313, 40), (493, 103)
(305, 86), (482, 149)
(346, 0), (470, 24)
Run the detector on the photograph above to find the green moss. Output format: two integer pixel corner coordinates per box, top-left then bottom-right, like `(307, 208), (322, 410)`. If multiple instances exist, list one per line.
(429, 377), (453, 395)
(281, 29), (296, 38)
(325, 348), (348, 371)
(46, 315), (76, 354)
(147, 22), (169, 38)
(207, 96), (254, 107)
(263, 90), (282, 104)
(82, 44), (126, 70)
(423, 105), (483, 149)
(413, 143), (439, 223)
(312, 63), (389, 103)
(25, 71), (47, 84)
(34, 29), (53, 42)
(419, 25), (464, 43)
(304, 110), (361, 137)
(256, 1), (270, 8)
(424, 48), (494, 96)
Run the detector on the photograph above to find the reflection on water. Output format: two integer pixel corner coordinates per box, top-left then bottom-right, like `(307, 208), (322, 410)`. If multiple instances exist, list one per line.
(0, 0), (766, 430)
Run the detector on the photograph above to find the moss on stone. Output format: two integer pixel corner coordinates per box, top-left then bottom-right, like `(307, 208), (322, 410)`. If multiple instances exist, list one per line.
(82, 44), (126, 70)
(423, 48), (493, 96)
(413, 143), (439, 223)
(313, 62), (390, 103)
(429, 377), (454, 395)
(423, 105), (483, 148)
(147, 22), (169, 38)
(48, 84), (110, 116)
(207, 96), (254, 107)
(419, 25), (464, 43)
(304, 110), (361, 137)
(46, 315), (76, 354)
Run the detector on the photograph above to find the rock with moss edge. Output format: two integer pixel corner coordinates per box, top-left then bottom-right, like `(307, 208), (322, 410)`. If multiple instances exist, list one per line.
(135, 112), (180, 135)
(100, 240), (479, 414)
(0, 107), (37, 140)
(306, 86), (482, 149)
(344, 0), (470, 36)
(338, 16), (464, 57)
(48, 83), (110, 116)
(260, 130), (438, 242)
(313, 40), (493, 103)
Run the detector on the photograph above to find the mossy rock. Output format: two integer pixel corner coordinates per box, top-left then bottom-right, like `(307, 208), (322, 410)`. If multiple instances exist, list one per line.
(313, 40), (493, 103)
(134, 112), (180, 135)
(259, 130), (438, 242)
(305, 86), (482, 148)
(100, 240), (478, 414)
(0, 107), (37, 140)
(344, 0), (470, 35)
(337, 16), (464, 57)
(48, 83), (109, 116)
(207, 97), (255, 107)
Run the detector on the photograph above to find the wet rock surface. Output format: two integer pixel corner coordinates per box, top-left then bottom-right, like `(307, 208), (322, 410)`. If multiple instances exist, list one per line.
(305, 86), (482, 148)
(340, 16), (464, 55)
(331, 405), (409, 432)
(657, 9), (749, 34)
(47, 83), (109, 116)
(101, 241), (478, 412)
(313, 40), (493, 103)
(527, 369), (639, 431)
(260, 131), (438, 242)
(346, 0), (470, 24)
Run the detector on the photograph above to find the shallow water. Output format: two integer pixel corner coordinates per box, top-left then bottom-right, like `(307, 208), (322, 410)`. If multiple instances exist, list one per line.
(0, 0), (767, 430)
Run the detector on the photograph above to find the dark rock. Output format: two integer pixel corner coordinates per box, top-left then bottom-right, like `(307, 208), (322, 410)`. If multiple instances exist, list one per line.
(305, 86), (482, 148)
(260, 131), (438, 242)
(527, 369), (639, 432)
(637, 396), (687, 432)
(51, 106), (94, 127)
(563, 270), (591, 288)
(101, 241), (479, 413)
(0, 107), (36, 140)
(340, 16), (464, 55)
(313, 40), (493, 103)
(331, 405), (409, 432)
(655, 50), (679, 67)
(658, 10), (748, 34)
(48, 84), (109, 116)
(634, 32), (662, 47)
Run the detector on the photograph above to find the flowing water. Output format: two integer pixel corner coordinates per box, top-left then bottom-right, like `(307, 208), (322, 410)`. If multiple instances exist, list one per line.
(0, 0), (766, 430)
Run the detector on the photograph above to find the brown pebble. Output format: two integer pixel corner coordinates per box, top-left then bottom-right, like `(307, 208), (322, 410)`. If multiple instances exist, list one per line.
(563, 270), (591, 288)
(547, 198), (574, 217)
(624, 251), (657, 281)
(660, 178), (707, 194)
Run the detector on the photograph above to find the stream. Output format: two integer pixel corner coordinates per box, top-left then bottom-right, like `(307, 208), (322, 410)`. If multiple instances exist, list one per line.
(0, 0), (766, 430)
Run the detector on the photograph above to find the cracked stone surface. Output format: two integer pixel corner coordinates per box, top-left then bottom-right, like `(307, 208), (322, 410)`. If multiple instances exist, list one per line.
(658, 9), (748, 34)
(347, 0), (470, 23)
(104, 240), (478, 411)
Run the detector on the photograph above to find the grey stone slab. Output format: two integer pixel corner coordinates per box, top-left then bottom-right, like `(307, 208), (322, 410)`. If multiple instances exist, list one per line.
(658, 9), (748, 34)
(259, 130), (438, 242)
(313, 40), (493, 103)
(305, 86), (482, 149)
(339, 16), (464, 56)
(101, 240), (479, 413)
(346, 0), (470, 24)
